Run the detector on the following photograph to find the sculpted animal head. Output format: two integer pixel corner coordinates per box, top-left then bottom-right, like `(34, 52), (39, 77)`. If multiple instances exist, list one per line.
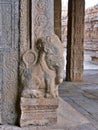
(37, 34), (64, 84)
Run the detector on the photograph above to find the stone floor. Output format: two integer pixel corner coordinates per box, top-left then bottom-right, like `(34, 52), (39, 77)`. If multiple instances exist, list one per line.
(59, 70), (98, 130)
(0, 70), (98, 130)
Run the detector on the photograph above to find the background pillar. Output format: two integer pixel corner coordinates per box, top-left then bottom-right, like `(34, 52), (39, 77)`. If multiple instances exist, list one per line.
(66, 0), (85, 81)
(54, 0), (62, 40)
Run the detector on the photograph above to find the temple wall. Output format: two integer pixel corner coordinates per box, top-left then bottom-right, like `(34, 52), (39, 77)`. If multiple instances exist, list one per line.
(0, 0), (19, 124)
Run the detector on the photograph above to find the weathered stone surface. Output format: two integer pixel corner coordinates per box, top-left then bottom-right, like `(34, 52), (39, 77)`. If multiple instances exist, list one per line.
(85, 5), (98, 51)
(0, 98), (96, 130)
(66, 0), (85, 81)
(54, 0), (61, 40)
(32, 0), (54, 43)
(20, 35), (64, 99)
(20, 0), (30, 55)
(59, 74), (98, 129)
(20, 98), (58, 127)
(19, 0), (64, 127)
(62, 4), (98, 51)
(91, 56), (98, 63)
(0, 0), (19, 124)
(20, 34), (64, 126)
(0, 0), (96, 129)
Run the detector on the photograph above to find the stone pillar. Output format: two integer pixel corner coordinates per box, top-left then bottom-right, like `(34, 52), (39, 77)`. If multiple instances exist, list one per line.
(0, 0), (19, 124)
(66, 0), (85, 81)
(20, 0), (30, 55)
(54, 0), (61, 40)
(20, 0), (64, 127)
(32, 0), (54, 43)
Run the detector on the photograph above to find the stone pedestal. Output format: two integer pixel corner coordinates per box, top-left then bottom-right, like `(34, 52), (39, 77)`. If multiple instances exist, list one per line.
(20, 98), (58, 127)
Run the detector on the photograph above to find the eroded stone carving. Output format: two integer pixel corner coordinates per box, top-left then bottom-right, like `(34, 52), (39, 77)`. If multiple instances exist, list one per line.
(20, 34), (64, 127)
(20, 34), (64, 98)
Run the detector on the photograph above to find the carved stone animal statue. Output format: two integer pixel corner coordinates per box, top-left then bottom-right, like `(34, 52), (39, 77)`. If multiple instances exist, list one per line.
(20, 34), (64, 98)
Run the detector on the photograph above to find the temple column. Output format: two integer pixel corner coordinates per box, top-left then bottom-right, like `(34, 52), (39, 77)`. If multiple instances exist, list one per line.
(20, 0), (64, 127)
(32, 0), (54, 44)
(54, 0), (62, 40)
(66, 0), (85, 81)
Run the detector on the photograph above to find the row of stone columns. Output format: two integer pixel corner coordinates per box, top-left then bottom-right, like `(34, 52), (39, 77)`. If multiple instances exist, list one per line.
(54, 0), (85, 81)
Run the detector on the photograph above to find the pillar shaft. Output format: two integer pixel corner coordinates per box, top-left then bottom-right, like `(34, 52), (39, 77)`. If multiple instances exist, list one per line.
(66, 0), (85, 81)
(54, 0), (61, 40)
(20, 0), (64, 127)
(32, 0), (54, 44)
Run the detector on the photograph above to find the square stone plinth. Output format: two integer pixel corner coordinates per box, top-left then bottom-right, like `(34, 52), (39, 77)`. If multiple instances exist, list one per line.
(20, 97), (58, 127)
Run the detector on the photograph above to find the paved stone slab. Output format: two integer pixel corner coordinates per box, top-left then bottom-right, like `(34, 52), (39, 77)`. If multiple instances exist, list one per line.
(69, 123), (96, 130)
(59, 75), (98, 129)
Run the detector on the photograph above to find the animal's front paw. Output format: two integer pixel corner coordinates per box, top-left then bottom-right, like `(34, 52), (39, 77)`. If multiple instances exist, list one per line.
(21, 89), (45, 98)
(32, 90), (45, 98)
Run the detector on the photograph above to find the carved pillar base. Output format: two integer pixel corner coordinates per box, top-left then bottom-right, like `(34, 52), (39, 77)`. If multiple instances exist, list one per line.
(20, 97), (58, 127)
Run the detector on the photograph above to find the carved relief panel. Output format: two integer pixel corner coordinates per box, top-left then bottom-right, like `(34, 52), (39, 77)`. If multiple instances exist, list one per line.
(0, 0), (19, 124)
(32, 0), (54, 42)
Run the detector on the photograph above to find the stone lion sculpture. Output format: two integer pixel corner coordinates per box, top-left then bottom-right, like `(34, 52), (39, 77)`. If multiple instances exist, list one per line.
(20, 35), (64, 98)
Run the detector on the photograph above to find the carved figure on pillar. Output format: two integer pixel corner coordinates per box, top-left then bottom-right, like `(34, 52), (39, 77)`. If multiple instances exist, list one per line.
(20, 0), (64, 126)
(20, 34), (64, 99)
(20, 34), (64, 127)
